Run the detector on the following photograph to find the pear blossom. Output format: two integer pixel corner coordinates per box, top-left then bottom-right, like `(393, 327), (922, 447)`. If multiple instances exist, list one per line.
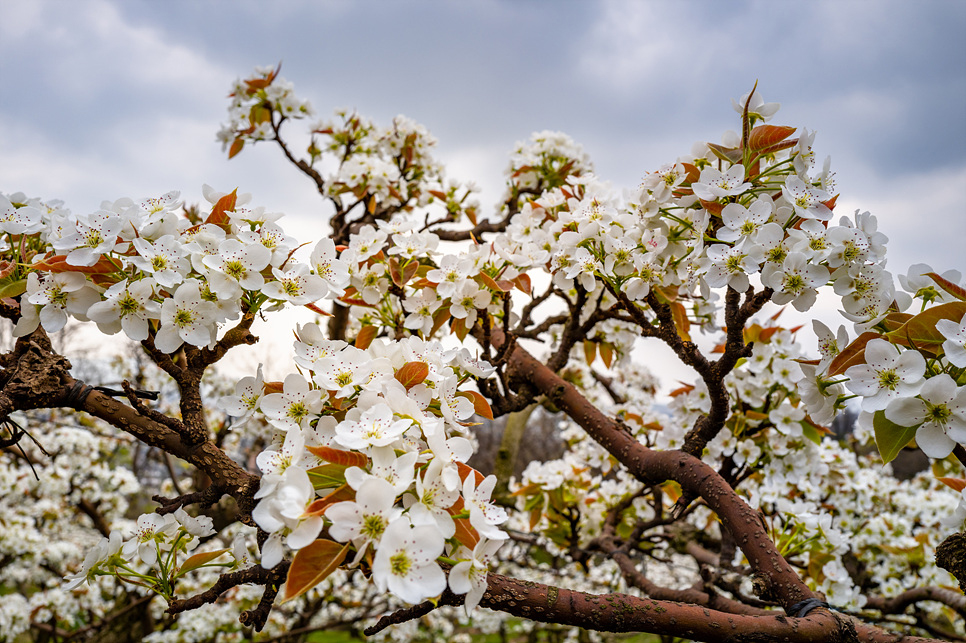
(261, 263), (328, 305)
(52, 210), (124, 266)
(371, 517), (446, 604)
(936, 313), (966, 367)
(309, 237), (350, 298)
(64, 531), (123, 590)
(760, 252), (829, 311)
(154, 279), (218, 353)
(703, 243), (764, 292)
(404, 459), (459, 538)
(717, 198), (772, 244)
(844, 339), (926, 412)
(122, 513), (179, 566)
(782, 176), (832, 221)
(313, 346), (374, 397)
(0, 193), (43, 234)
(131, 235), (190, 289)
(403, 287), (442, 334)
(691, 166), (751, 201)
(202, 238), (272, 298)
(448, 280), (490, 326)
(326, 478), (401, 561)
(252, 467), (323, 568)
(352, 262), (390, 304)
(255, 428), (307, 499)
(219, 364), (267, 429)
(259, 373), (323, 432)
(335, 403), (412, 450)
(461, 474), (508, 541)
(86, 278), (160, 341)
(15, 271), (100, 336)
(732, 89), (780, 122)
(812, 320), (849, 373)
(345, 447), (418, 495)
(885, 374), (966, 458)
(293, 323), (348, 370)
(449, 537), (504, 613)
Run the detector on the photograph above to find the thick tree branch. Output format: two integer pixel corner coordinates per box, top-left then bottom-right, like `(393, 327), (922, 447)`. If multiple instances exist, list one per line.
(484, 325), (814, 609)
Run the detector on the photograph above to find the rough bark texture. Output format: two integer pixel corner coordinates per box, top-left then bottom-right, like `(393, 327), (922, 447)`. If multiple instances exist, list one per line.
(936, 532), (966, 594)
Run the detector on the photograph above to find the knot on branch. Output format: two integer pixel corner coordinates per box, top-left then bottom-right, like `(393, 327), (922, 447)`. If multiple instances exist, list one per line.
(0, 335), (74, 414)
(936, 531), (966, 593)
(153, 485), (226, 515)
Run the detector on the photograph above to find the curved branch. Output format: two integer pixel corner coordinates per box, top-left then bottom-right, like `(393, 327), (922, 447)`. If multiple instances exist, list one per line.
(864, 586), (966, 619)
(484, 325), (813, 610)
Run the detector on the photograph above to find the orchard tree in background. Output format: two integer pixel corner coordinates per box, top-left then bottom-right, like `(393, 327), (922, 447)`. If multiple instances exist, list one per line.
(1, 65), (965, 643)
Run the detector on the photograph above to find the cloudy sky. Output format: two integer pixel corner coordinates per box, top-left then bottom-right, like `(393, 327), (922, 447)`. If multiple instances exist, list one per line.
(1, 0), (964, 388)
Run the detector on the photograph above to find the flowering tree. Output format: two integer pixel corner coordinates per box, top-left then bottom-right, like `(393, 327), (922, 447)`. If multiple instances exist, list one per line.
(1, 65), (965, 643)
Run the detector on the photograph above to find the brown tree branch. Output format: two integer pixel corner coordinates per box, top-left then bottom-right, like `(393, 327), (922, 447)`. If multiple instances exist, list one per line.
(484, 324), (814, 609)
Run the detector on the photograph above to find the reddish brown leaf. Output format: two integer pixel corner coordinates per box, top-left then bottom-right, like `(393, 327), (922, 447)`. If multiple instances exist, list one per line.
(599, 342), (614, 369)
(395, 361), (429, 390)
(388, 257), (403, 287)
(748, 125), (797, 152)
(205, 189), (237, 226)
(707, 142), (742, 164)
(304, 302), (334, 317)
(699, 199), (724, 217)
(354, 325), (377, 349)
(669, 301), (691, 342)
(306, 446), (369, 468)
(177, 548), (230, 576)
(448, 500), (480, 550)
(513, 273), (532, 296)
(937, 477), (966, 493)
(304, 484), (356, 516)
(681, 163), (701, 185)
(477, 271), (508, 292)
(927, 272), (966, 301)
(668, 383), (694, 398)
(451, 315), (469, 342)
(884, 301), (966, 355)
(282, 539), (349, 603)
(756, 139), (798, 157)
(32, 254), (117, 274)
(228, 138), (244, 159)
(263, 381), (285, 394)
(583, 340), (597, 365)
(456, 390), (494, 420)
(427, 190), (448, 201)
(430, 305), (451, 336)
(456, 461), (486, 486)
(827, 331), (880, 377)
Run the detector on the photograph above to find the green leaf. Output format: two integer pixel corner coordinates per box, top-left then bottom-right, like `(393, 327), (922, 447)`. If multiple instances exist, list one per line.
(883, 301), (966, 355)
(0, 279), (27, 299)
(801, 423), (823, 445)
(873, 410), (919, 464)
(306, 463), (350, 488)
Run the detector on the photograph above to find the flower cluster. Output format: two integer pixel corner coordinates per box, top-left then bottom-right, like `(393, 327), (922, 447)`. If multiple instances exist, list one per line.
(63, 508), (247, 601)
(4, 186), (348, 351)
(224, 331), (506, 608)
(799, 264), (966, 460)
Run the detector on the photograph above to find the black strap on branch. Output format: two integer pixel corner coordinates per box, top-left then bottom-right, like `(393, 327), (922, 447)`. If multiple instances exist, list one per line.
(93, 386), (159, 401)
(65, 381), (95, 407)
(787, 597), (831, 618)
(65, 381), (160, 407)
